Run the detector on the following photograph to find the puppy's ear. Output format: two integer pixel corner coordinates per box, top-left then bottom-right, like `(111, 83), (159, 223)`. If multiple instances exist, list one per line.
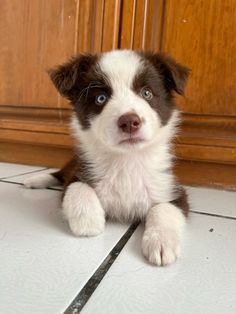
(145, 52), (190, 95)
(48, 54), (97, 99)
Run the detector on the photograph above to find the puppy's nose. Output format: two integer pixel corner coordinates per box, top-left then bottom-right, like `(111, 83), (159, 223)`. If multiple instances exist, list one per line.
(118, 113), (142, 133)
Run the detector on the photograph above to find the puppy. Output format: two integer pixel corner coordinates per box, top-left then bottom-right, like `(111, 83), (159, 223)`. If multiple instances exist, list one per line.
(24, 50), (190, 266)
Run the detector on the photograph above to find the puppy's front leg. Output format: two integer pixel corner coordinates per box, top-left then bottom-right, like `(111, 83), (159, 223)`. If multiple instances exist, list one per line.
(142, 203), (186, 266)
(63, 182), (105, 237)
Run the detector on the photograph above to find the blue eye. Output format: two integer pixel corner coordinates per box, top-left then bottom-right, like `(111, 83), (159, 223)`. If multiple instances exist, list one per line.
(141, 87), (153, 100)
(95, 94), (107, 105)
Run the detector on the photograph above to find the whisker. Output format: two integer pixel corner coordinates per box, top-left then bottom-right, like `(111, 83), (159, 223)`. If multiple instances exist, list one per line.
(78, 82), (106, 102)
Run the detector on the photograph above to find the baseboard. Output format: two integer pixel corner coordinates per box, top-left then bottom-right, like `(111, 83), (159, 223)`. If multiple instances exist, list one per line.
(1, 140), (236, 190)
(175, 160), (236, 191)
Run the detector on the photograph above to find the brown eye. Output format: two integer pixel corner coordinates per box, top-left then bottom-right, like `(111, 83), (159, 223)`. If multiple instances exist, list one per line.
(141, 87), (153, 100)
(95, 93), (107, 105)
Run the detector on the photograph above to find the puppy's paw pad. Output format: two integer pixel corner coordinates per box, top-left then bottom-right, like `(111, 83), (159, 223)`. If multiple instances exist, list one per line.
(142, 229), (180, 266)
(68, 216), (105, 237)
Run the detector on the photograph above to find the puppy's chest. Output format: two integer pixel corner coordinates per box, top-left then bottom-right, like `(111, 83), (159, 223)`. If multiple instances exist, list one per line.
(93, 160), (160, 220)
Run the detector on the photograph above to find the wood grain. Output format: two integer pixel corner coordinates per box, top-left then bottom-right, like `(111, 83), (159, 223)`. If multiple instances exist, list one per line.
(0, 0), (77, 110)
(162, 0), (236, 115)
(76, 0), (105, 53)
(175, 160), (236, 191)
(0, 142), (73, 168)
(179, 114), (236, 148)
(119, 0), (164, 50)
(75, 0), (121, 53)
(102, 0), (121, 51)
(175, 144), (236, 165)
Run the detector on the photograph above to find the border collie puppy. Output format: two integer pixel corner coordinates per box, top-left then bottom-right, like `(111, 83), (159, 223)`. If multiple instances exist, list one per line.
(24, 50), (190, 266)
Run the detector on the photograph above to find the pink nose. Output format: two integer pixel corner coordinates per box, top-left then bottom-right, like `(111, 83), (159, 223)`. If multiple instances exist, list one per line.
(118, 113), (142, 134)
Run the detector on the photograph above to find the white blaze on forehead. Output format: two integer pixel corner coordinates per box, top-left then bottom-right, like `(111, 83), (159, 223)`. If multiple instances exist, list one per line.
(98, 50), (144, 89)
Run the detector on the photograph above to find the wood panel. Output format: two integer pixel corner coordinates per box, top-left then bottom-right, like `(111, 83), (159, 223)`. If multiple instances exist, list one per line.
(175, 160), (236, 191)
(0, 142), (73, 168)
(0, 0), (77, 110)
(180, 114), (236, 148)
(102, 0), (121, 51)
(160, 0), (236, 187)
(175, 113), (236, 165)
(162, 0), (236, 116)
(119, 0), (164, 50)
(76, 0), (104, 53)
(0, 0), (121, 110)
(75, 0), (121, 53)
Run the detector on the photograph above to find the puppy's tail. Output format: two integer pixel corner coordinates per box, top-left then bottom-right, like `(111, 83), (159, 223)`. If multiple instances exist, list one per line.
(23, 172), (61, 189)
(24, 156), (79, 189)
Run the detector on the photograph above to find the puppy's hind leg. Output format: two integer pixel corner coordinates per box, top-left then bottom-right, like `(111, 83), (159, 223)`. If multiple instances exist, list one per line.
(63, 182), (105, 237)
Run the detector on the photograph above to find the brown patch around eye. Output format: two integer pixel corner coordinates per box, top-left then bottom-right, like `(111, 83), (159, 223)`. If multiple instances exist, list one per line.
(132, 64), (175, 125)
(73, 71), (112, 129)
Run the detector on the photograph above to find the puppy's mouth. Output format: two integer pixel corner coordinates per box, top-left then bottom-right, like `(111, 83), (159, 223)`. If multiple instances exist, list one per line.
(119, 137), (144, 145)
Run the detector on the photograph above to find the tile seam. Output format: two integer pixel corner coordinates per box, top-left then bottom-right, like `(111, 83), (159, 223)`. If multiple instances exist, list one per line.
(63, 221), (139, 314)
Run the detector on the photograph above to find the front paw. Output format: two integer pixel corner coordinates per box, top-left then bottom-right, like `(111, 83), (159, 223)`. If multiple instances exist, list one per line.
(142, 228), (180, 266)
(62, 182), (105, 237)
(68, 214), (105, 237)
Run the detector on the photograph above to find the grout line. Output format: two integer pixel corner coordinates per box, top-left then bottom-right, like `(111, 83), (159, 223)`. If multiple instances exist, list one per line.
(0, 179), (235, 221)
(0, 178), (235, 221)
(0, 179), (63, 191)
(47, 187), (63, 191)
(64, 221), (140, 314)
(0, 167), (48, 180)
(190, 210), (236, 220)
(0, 180), (24, 185)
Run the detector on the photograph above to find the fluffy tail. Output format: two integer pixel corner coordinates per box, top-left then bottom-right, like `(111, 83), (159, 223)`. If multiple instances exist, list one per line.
(23, 157), (79, 189)
(23, 173), (60, 189)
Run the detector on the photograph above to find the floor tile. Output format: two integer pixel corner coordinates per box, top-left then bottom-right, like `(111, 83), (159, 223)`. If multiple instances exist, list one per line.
(0, 182), (129, 314)
(0, 162), (45, 179)
(81, 213), (236, 314)
(186, 186), (236, 218)
(1, 168), (59, 185)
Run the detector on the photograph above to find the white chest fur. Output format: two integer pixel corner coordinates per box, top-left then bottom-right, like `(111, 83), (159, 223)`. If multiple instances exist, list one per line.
(91, 148), (175, 222)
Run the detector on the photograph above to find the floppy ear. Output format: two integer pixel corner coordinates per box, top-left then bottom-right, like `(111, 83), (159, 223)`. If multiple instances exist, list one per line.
(145, 52), (190, 95)
(48, 54), (97, 99)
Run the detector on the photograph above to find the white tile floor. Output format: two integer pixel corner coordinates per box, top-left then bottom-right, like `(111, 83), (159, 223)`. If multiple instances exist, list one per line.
(0, 162), (236, 314)
(0, 162), (46, 179)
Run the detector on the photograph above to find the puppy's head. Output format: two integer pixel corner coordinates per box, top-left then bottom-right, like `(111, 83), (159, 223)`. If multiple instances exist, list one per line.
(49, 50), (189, 152)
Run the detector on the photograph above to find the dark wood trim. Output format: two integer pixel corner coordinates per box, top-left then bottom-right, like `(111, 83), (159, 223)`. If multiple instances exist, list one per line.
(180, 113), (236, 148)
(175, 160), (236, 191)
(0, 141), (73, 168)
(174, 113), (236, 164)
(175, 144), (236, 165)
(1, 142), (235, 190)
(0, 105), (71, 123)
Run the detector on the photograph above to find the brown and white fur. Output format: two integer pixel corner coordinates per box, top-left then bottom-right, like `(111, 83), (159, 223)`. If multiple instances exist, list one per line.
(24, 50), (190, 266)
